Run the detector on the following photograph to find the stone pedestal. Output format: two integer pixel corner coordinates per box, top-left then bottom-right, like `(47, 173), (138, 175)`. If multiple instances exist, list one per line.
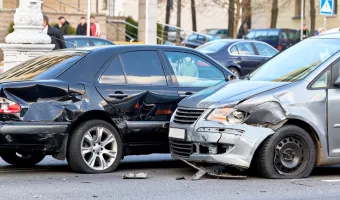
(0, 44), (54, 73)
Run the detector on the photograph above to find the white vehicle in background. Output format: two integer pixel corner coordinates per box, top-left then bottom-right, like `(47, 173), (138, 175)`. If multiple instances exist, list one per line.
(167, 26), (185, 42)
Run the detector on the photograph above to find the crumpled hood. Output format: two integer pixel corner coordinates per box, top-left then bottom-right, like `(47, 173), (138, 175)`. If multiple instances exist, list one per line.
(178, 80), (289, 108)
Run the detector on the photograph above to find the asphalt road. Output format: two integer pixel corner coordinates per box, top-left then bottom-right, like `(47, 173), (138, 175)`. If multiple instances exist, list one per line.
(1, 155), (340, 200)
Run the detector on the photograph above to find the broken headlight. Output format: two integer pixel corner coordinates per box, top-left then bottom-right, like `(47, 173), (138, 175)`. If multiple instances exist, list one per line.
(207, 108), (247, 124)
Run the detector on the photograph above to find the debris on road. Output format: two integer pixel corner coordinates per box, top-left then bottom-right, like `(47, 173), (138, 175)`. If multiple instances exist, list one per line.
(33, 195), (41, 198)
(176, 176), (186, 180)
(122, 173), (148, 179)
(182, 160), (247, 180)
(81, 182), (91, 184)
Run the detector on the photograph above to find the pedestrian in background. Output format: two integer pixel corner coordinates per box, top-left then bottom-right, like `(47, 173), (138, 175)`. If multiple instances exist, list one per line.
(237, 23), (249, 39)
(76, 17), (87, 36)
(302, 24), (310, 39)
(42, 15), (66, 50)
(90, 16), (101, 37)
(55, 16), (71, 35)
(318, 27), (327, 35)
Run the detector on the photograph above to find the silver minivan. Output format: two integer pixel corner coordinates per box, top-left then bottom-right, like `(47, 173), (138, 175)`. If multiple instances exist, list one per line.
(169, 33), (340, 179)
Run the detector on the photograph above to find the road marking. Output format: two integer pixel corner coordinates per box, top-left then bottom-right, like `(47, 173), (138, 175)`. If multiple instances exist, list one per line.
(321, 179), (340, 182)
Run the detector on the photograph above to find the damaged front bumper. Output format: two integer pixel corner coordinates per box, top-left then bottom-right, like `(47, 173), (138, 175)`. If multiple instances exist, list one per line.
(169, 109), (274, 169)
(0, 122), (69, 153)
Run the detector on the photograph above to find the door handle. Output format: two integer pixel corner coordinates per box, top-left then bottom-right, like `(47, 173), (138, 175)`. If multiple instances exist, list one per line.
(179, 91), (194, 98)
(109, 92), (128, 99)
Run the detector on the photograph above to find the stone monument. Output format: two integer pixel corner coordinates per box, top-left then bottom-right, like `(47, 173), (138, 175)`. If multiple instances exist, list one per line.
(0, 0), (54, 73)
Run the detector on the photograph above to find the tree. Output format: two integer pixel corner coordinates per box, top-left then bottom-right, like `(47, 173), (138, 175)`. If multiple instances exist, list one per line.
(191, 0), (197, 31)
(270, 0), (278, 28)
(310, 0), (315, 36)
(227, 0), (235, 38)
(165, 0), (171, 35)
(176, 0), (182, 45)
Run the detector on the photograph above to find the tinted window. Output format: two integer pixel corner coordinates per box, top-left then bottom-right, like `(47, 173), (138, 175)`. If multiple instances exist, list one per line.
(254, 42), (277, 57)
(0, 52), (85, 82)
(235, 42), (256, 55)
(281, 31), (288, 40)
(245, 31), (255, 39)
(188, 34), (197, 41)
(288, 31), (297, 40)
(197, 35), (206, 43)
(255, 31), (268, 39)
(72, 39), (91, 48)
(99, 57), (126, 84)
(120, 51), (167, 86)
(196, 41), (231, 53)
(267, 30), (279, 40)
(92, 39), (114, 46)
(165, 51), (226, 87)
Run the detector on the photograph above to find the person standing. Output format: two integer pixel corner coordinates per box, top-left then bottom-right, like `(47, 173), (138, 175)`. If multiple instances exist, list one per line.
(90, 16), (101, 37)
(76, 17), (87, 35)
(54, 16), (71, 35)
(42, 15), (66, 50)
(317, 27), (327, 35)
(302, 24), (310, 40)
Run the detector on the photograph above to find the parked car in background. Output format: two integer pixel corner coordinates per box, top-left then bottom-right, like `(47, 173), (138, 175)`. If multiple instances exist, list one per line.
(245, 28), (298, 51)
(197, 39), (278, 77)
(64, 36), (115, 48)
(203, 28), (229, 39)
(167, 26), (185, 42)
(169, 32), (340, 179)
(182, 33), (221, 48)
(0, 45), (233, 173)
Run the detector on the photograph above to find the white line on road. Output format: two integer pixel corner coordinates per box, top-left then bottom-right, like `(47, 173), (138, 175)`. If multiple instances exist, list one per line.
(321, 179), (340, 182)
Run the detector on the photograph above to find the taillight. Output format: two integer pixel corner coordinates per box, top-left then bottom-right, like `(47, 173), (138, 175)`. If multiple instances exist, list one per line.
(0, 98), (21, 114)
(277, 45), (283, 51)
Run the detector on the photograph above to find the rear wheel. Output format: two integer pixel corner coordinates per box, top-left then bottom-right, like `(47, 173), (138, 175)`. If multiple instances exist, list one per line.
(228, 67), (240, 78)
(256, 125), (316, 179)
(67, 120), (123, 173)
(1, 152), (45, 167)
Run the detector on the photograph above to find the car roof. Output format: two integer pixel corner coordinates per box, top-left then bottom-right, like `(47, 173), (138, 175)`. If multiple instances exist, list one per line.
(249, 28), (297, 31)
(64, 35), (111, 40)
(312, 31), (340, 39)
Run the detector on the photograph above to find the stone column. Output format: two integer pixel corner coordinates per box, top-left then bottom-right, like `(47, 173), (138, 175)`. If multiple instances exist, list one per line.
(138, 0), (157, 44)
(0, 0), (55, 72)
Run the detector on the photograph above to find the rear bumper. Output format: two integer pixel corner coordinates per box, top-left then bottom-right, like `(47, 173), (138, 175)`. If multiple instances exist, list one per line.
(0, 122), (69, 153)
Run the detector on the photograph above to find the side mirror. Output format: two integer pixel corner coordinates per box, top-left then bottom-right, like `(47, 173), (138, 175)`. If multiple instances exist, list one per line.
(334, 76), (340, 87)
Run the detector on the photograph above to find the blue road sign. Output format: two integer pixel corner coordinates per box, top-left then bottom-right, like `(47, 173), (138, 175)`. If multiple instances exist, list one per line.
(320, 0), (334, 15)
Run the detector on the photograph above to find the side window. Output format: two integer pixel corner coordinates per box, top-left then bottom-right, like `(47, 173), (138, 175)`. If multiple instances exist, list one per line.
(230, 45), (239, 55)
(255, 31), (267, 40)
(92, 39), (113, 46)
(245, 31), (255, 39)
(288, 31), (296, 41)
(254, 43), (277, 57)
(197, 35), (206, 43)
(312, 72), (328, 89)
(332, 60), (340, 85)
(99, 57), (126, 84)
(281, 31), (288, 40)
(267, 31), (279, 40)
(235, 42), (256, 55)
(120, 51), (167, 86)
(165, 51), (226, 87)
(188, 34), (197, 41)
(74, 39), (91, 47)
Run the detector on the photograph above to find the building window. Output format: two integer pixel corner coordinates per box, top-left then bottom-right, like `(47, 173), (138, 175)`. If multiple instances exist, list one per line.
(294, 0), (302, 18)
(103, 0), (108, 10)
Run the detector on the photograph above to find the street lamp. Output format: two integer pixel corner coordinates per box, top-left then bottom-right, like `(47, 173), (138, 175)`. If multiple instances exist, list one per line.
(87, 0), (91, 36)
(300, 0), (304, 40)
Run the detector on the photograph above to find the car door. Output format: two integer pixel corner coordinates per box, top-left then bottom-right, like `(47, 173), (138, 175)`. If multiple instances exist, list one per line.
(95, 50), (180, 147)
(253, 42), (278, 65)
(162, 50), (228, 98)
(231, 42), (262, 74)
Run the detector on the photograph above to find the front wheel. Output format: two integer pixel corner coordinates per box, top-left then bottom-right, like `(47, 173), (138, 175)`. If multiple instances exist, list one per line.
(67, 120), (123, 173)
(256, 125), (316, 179)
(1, 152), (45, 167)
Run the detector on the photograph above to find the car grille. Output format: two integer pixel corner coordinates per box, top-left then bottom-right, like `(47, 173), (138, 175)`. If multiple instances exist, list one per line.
(173, 107), (205, 124)
(170, 139), (194, 158)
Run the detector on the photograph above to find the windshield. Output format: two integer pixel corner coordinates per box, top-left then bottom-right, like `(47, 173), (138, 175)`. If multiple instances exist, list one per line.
(196, 41), (230, 53)
(0, 52), (85, 82)
(207, 29), (219, 35)
(249, 39), (340, 82)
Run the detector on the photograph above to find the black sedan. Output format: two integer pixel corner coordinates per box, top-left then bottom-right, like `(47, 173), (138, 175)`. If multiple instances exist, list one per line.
(0, 45), (233, 173)
(197, 39), (278, 77)
(64, 36), (115, 48)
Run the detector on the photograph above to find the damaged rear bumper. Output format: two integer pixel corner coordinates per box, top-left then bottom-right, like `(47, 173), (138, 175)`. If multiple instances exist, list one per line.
(169, 110), (274, 169)
(0, 122), (70, 153)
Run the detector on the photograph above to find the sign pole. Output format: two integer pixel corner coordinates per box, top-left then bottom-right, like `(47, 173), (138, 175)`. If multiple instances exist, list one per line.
(301, 0), (304, 40)
(324, 16), (327, 28)
(87, 0), (91, 36)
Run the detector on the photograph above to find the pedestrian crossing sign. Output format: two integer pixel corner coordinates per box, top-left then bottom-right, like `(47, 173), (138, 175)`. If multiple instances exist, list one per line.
(320, 0), (334, 15)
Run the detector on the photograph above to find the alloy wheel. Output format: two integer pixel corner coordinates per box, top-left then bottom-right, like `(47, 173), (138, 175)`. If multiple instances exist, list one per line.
(81, 127), (118, 171)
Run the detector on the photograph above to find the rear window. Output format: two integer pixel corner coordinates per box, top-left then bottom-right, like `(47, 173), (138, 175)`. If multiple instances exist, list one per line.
(0, 52), (86, 82)
(196, 41), (230, 53)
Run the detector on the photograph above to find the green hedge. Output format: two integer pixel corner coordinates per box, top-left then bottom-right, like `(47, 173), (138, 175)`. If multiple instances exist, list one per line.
(7, 22), (76, 36)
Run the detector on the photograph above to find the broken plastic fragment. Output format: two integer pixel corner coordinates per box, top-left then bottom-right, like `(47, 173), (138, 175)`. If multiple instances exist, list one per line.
(122, 172), (148, 179)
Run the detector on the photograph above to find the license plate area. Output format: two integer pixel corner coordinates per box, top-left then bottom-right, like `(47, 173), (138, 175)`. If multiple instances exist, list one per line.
(169, 128), (186, 140)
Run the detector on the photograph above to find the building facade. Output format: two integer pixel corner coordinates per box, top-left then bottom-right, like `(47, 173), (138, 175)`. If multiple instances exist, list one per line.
(252, 0), (339, 32)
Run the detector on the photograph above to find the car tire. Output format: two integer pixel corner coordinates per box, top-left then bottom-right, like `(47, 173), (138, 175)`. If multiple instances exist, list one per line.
(1, 152), (45, 167)
(67, 120), (123, 174)
(228, 67), (240, 78)
(256, 125), (316, 179)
